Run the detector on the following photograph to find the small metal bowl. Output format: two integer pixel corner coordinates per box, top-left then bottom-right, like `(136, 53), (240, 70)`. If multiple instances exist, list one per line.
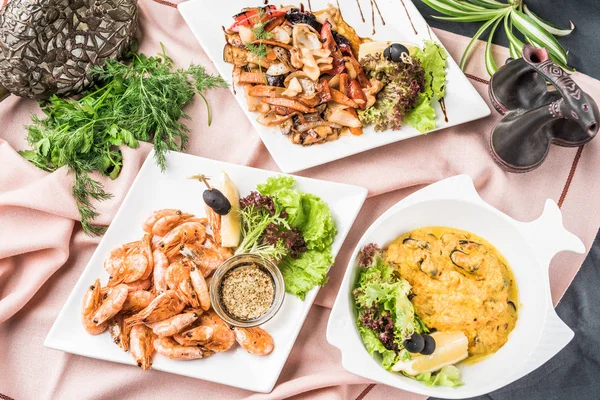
(210, 253), (285, 328)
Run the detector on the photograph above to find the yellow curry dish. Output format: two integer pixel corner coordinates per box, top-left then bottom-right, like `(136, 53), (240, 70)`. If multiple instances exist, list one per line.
(353, 227), (518, 388)
(385, 227), (518, 358)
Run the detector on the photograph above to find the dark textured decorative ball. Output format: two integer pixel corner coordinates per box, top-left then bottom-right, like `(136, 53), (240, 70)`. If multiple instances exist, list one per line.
(0, 0), (138, 99)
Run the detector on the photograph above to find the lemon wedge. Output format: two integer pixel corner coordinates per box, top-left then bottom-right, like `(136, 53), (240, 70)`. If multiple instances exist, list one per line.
(358, 41), (417, 60)
(217, 171), (241, 248)
(392, 331), (468, 376)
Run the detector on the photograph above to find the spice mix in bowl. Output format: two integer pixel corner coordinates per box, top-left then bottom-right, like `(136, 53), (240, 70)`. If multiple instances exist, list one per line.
(210, 253), (285, 327)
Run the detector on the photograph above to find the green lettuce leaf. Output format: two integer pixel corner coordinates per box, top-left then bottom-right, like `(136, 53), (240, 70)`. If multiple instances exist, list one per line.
(413, 41), (448, 100)
(298, 193), (336, 251)
(414, 366), (463, 387)
(404, 93), (437, 134)
(256, 175), (295, 194)
(358, 324), (400, 369)
(279, 250), (332, 300)
(257, 176), (337, 299)
(406, 41), (448, 133)
(258, 176), (336, 252)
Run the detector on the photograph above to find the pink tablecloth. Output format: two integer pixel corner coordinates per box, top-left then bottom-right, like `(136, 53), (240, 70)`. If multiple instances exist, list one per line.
(2, 1), (600, 399)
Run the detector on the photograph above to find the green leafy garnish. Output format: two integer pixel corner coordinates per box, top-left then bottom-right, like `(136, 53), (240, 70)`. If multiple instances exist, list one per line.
(278, 250), (333, 300)
(257, 176), (337, 300)
(415, 365), (463, 388)
(404, 93), (437, 133)
(19, 46), (228, 235)
(237, 198), (291, 260)
(250, 11), (273, 41)
(244, 10), (273, 82)
(244, 42), (269, 59)
(359, 41), (447, 134)
(412, 41), (447, 99)
(358, 324), (400, 369)
(353, 245), (462, 387)
(354, 252), (420, 345)
(405, 41), (448, 133)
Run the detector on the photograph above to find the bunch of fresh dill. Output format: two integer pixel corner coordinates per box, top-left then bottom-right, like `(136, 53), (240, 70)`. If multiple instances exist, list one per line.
(20, 46), (228, 235)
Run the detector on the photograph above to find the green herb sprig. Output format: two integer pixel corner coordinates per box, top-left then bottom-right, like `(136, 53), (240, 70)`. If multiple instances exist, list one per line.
(244, 8), (274, 82)
(421, 0), (575, 75)
(20, 46), (228, 235)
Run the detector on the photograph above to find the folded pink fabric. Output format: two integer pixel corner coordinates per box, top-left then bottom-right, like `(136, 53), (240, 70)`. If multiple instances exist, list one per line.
(1, 1), (600, 399)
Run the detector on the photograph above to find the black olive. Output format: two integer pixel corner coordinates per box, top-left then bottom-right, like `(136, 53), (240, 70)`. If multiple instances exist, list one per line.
(420, 334), (436, 355)
(403, 333), (425, 353)
(384, 43), (410, 63)
(202, 188), (231, 215)
(266, 74), (285, 87)
(383, 46), (391, 60)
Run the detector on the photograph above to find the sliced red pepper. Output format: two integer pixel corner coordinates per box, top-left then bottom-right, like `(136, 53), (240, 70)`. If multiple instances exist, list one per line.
(320, 20), (346, 76)
(228, 6), (286, 32)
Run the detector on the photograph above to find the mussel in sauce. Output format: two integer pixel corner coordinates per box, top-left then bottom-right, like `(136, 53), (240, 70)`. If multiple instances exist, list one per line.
(450, 250), (482, 274)
(418, 254), (439, 278)
(403, 237), (430, 250)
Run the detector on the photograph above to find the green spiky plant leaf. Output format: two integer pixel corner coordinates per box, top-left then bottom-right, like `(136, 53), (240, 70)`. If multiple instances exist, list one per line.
(420, 0), (575, 75)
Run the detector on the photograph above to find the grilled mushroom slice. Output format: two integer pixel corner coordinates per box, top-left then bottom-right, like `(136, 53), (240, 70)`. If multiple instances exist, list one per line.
(280, 118), (294, 135)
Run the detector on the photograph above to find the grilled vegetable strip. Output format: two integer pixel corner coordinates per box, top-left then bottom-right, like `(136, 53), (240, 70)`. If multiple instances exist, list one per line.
(330, 88), (359, 108)
(261, 98), (317, 113)
(239, 72), (267, 84)
(248, 85), (286, 97)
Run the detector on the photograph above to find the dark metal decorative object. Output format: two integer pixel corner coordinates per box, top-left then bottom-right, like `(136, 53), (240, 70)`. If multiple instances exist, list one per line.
(489, 44), (599, 173)
(0, 0), (138, 100)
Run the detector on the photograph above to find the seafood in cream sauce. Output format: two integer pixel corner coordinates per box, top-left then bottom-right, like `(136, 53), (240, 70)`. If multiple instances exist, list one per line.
(385, 227), (518, 358)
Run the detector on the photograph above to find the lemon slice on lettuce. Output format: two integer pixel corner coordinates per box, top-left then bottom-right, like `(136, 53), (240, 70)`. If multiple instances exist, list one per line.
(218, 171), (241, 248)
(392, 331), (468, 376)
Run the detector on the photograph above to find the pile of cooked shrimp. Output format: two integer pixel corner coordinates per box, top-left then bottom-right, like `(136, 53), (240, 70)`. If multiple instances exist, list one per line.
(81, 209), (274, 370)
(224, 5), (383, 145)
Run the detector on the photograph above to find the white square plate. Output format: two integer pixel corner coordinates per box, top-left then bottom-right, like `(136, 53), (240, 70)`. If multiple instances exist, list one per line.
(45, 151), (367, 393)
(178, 0), (490, 173)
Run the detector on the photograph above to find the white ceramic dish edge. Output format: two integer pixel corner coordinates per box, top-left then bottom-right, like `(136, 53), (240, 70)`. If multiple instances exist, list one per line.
(326, 175), (584, 399)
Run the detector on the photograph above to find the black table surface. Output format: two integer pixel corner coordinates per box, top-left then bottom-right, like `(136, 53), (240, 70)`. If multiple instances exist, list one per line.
(412, 1), (600, 399)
